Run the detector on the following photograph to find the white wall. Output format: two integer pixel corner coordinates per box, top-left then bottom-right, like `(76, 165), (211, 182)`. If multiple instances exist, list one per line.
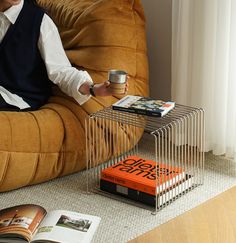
(142, 0), (172, 100)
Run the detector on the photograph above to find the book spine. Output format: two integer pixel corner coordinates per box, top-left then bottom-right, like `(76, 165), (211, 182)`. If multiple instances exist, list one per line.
(100, 179), (139, 201)
(156, 176), (193, 206)
(100, 179), (157, 207)
(101, 171), (184, 196)
(112, 106), (162, 117)
(139, 179), (192, 206)
(100, 176), (193, 207)
(112, 106), (136, 114)
(101, 172), (156, 195)
(135, 109), (162, 117)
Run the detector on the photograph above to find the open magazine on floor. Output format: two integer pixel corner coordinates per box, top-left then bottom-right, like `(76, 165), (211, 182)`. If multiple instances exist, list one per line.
(0, 204), (101, 243)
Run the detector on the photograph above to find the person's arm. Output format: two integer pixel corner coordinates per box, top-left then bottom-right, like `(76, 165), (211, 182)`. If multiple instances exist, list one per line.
(38, 14), (109, 104)
(79, 80), (116, 96)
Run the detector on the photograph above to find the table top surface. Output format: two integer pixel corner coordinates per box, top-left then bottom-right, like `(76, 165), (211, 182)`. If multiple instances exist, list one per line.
(89, 105), (204, 133)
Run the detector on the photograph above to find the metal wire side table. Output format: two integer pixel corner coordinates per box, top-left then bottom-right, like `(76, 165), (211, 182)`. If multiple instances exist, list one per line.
(85, 105), (205, 214)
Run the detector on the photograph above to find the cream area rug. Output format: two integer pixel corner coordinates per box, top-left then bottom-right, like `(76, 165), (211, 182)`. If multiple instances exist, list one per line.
(1, 153), (236, 242)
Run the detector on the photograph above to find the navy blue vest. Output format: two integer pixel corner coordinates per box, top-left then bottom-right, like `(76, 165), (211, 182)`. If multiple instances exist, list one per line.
(0, 1), (52, 110)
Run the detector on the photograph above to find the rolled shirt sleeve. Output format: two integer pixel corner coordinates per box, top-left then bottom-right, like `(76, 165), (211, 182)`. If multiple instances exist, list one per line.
(38, 14), (92, 105)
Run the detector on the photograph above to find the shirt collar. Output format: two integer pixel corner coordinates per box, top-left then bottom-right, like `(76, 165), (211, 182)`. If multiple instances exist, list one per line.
(3, 0), (24, 24)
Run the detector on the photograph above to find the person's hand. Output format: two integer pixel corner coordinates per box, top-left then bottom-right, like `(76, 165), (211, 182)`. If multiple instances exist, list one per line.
(93, 81), (112, 96)
(94, 80), (129, 96)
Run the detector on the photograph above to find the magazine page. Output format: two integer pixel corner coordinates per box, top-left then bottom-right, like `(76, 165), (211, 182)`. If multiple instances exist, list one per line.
(31, 210), (101, 243)
(0, 204), (47, 243)
(112, 95), (140, 108)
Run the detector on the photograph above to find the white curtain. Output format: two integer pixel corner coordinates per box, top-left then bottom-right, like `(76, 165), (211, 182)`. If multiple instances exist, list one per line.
(172, 0), (236, 160)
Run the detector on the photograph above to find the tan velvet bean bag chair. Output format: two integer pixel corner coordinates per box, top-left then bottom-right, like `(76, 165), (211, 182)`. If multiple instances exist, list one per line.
(0, 0), (149, 192)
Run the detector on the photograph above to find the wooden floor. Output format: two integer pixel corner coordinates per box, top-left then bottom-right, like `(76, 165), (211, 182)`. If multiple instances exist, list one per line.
(129, 186), (236, 243)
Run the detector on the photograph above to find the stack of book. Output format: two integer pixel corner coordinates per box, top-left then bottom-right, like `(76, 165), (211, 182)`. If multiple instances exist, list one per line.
(100, 155), (193, 207)
(112, 95), (175, 117)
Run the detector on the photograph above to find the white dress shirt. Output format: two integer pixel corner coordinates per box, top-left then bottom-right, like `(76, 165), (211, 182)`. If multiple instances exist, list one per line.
(0, 0), (92, 109)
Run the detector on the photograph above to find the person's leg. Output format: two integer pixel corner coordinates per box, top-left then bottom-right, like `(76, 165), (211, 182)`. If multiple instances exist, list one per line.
(0, 95), (20, 111)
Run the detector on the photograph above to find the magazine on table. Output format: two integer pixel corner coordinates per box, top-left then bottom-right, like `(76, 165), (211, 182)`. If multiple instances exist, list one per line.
(0, 204), (101, 243)
(112, 95), (175, 117)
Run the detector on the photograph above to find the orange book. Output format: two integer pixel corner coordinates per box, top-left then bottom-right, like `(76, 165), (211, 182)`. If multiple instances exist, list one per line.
(101, 155), (185, 196)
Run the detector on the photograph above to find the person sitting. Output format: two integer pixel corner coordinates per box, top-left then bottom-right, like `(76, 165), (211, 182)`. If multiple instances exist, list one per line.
(0, 0), (127, 111)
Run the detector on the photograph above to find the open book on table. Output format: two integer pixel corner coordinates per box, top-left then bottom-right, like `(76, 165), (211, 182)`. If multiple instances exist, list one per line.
(0, 204), (101, 243)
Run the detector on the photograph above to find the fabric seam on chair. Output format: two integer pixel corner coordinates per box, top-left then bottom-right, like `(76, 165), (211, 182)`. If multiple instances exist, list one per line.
(0, 150), (78, 154)
(58, 18), (145, 29)
(27, 154), (40, 185)
(28, 111), (42, 152)
(0, 152), (10, 188)
(40, 106), (67, 175)
(70, 45), (146, 52)
(1, 112), (13, 149)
